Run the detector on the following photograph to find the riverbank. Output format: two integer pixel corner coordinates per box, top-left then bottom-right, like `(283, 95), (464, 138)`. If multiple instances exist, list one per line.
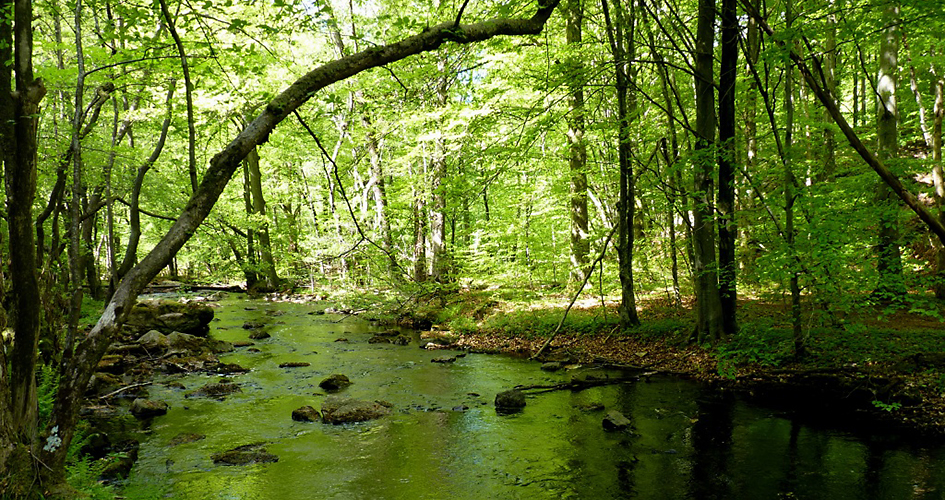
(377, 286), (945, 439)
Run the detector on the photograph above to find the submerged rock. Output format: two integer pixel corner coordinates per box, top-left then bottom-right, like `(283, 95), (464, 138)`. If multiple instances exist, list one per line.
(169, 432), (206, 446)
(130, 398), (168, 418)
(291, 406), (321, 422)
(540, 362), (563, 372)
(185, 381), (242, 399)
(249, 330), (271, 340)
(232, 340), (256, 348)
(368, 335), (391, 344)
(319, 374), (352, 392)
(211, 442), (279, 465)
(431, 356), (457, 364)
(321, 396), (391, 424)
(242, 321), (265, 330)
(279, 362), (311, 368)
(391, 335), (410, 346)
(602, 410), (632, 431)
(495, 390), (526, 413)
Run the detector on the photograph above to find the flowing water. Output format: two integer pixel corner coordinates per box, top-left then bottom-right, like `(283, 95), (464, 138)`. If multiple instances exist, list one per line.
(123, 298), (945, 499)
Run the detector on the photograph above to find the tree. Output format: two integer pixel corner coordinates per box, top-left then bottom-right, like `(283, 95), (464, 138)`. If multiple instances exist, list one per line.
(601, 0), (640, 328)
(691, 0), (724, 342)
(874, 0), (906, 299)
(566, 0), (590, 284)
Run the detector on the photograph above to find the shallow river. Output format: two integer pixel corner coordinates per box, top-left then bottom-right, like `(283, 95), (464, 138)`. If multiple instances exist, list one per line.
(123, 298), (945, 499)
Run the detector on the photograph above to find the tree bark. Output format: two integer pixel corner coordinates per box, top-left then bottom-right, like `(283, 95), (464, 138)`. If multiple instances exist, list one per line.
(717, 0), (738, 335)
(784, 0), (803, 356)
(31, 2), (562, 486)
(245, 146), (281, 290)
(932, 64), (944, 298)
(159, 0), (198, 193)
(601, 0), (639, 328)
(566, 0), (590, 284)
(692, 0), (724, 342)
(0, 0), (46, 486)
(874, 1), (906, 299)
(430, 55), (450, 281)
(363, 116), (398, 278)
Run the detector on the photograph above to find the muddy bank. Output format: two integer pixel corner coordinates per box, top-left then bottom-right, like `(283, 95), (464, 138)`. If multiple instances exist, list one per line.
(449, 330), (945, 439)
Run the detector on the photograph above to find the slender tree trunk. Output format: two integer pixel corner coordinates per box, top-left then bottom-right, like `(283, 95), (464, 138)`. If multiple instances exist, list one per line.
(821, 1), (838, 180)
(874, 1), (906, 299)
(430, 56), (450, 281)
(159, 0), (198, 192)
(784, 0), (803, 356)
(117, 83), (175, 281)
(566, 0), (590, 284)
(412, 161), (428, 282)
(692, 0), (724, 342)
(717, 0), (738, 335)
(932, 65), (944, 298)
(602, 0), (639, 327)
(363, 116), (397, 278)
(245, 146), (281, 290)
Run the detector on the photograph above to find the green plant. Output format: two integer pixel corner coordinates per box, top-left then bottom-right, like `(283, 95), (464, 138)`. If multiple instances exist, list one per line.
(871, 400), (902, 412)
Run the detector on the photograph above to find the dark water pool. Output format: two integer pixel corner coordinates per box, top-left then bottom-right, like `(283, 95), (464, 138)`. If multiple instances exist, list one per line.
(122, 299), (945, 499)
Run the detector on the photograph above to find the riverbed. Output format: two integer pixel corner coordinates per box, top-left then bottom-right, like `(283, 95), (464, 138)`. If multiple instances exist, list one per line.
(122, 298), (945, 499)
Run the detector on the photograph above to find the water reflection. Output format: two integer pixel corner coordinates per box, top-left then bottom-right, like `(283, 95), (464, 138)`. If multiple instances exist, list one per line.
(123, 299), (945, 499)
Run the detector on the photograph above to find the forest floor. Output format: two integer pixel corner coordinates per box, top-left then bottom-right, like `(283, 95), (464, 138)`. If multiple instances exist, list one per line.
(361, 285), (945, 439)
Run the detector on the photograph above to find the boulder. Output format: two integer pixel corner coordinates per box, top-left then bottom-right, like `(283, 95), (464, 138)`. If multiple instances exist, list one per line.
(602, 410), (632, 431)
(211, 443), (278, 465)
(391, 336), (410, 346)
(130, 398), (168, 418)
(495, 390), (526, 412)
(367, 335), (391, 344)
(291, 406), (321, 422)
(87, 372), (123, 397)
(185, 382), (242, 399)
(137, 330), (171, 350)
(96, 355), (127, 374)
(319, 374), (352, 392)
(242, 321), (265, 330)
(321, 396), (391, 424)
(166, 331), (206, 352)
(125, 299), (214, 336)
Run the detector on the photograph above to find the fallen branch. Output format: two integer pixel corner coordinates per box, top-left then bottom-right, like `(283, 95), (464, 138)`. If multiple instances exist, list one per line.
(515, 373), (655, 394)
(98, 382), (152, 400)
(532, 225), (618, 360)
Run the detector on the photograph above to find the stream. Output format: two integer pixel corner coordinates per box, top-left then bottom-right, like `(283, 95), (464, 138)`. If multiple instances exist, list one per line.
(122, 297), (945, 499)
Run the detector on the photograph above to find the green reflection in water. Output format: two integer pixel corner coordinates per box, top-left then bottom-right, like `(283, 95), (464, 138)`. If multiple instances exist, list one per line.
(122, 299), (945, 499)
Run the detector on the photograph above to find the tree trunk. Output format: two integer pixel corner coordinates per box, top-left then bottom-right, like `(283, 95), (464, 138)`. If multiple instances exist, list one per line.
(363, 116), (398, 278)
(245, 146), (281, 290)
(692, 0), (724, 342)
(784, 0), (803, 356)
(430, 55), (450, 281)
(874, 1), (906, 299)
(412, 160), (428, 282)
(932, 64), (944, 298)
(717, 0), (738, 335)
(566, 0), (590, 284)
(159, 0), (198, 193)
(601, 0), (639, 328)
(820, 2), (837, 181)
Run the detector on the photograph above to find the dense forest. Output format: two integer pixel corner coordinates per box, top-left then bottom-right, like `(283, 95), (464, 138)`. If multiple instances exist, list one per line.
(2, 0), (945, 495)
